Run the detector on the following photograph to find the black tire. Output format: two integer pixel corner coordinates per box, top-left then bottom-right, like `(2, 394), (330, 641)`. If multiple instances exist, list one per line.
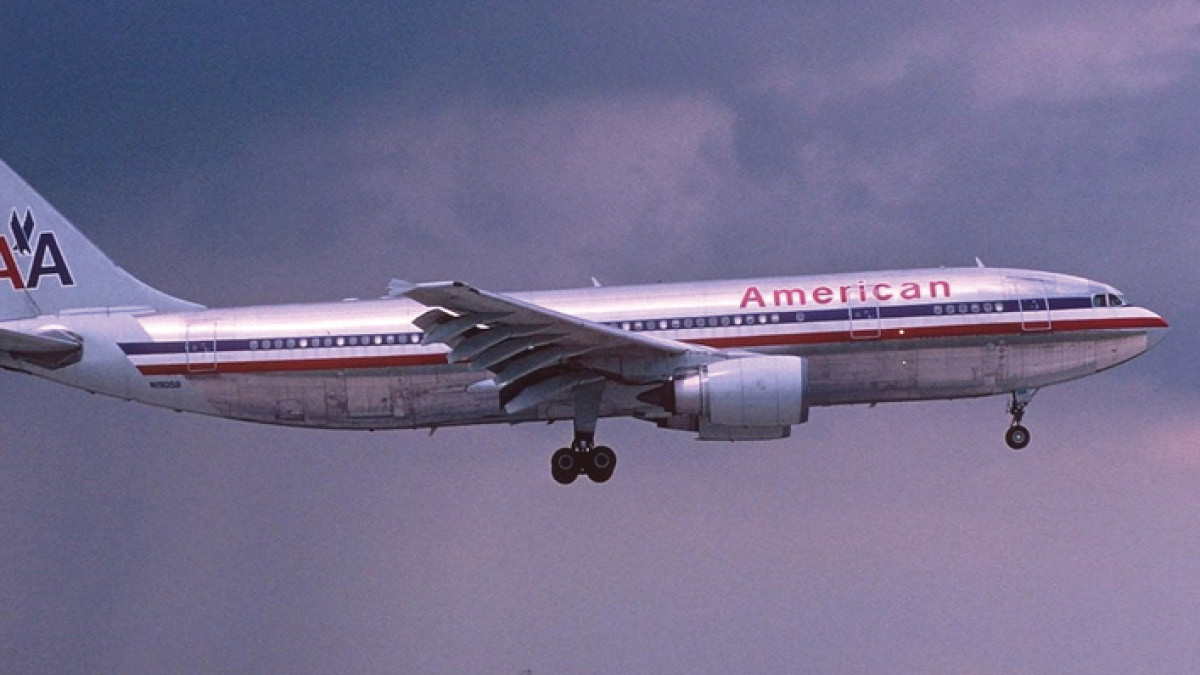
(551, 448), (578, 485)
(1005, 425), (1031, 451)
(588, 446), (617, 483)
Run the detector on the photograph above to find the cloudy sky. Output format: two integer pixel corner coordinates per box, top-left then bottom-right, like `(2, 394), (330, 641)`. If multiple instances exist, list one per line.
(2, 1), (1198, 673)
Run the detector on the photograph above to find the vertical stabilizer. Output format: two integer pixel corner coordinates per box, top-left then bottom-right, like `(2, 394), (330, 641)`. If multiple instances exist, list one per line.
(0, 159), (199, 318)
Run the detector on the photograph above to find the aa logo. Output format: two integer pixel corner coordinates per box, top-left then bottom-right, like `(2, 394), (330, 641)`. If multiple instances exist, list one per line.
(1, 209), (75, 289)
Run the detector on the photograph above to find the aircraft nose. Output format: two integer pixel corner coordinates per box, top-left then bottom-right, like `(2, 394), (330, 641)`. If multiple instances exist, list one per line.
(1145, 311), (1169, 350)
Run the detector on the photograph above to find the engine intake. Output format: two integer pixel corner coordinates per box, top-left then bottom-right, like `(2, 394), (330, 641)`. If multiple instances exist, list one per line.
(645, 356), (809, 428)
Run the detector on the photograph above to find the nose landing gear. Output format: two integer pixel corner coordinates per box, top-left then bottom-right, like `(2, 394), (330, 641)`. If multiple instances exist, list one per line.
(1005, 388), (1036, 451)
(1005, 424), (1030, 450)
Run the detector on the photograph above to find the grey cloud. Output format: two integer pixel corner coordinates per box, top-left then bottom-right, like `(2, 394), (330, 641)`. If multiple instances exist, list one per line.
(967, 1), (1200, 105)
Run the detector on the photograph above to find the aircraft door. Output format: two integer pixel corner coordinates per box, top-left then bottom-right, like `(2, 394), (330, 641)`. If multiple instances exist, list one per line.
(848, 282), (881, 339)
(185, 322), (218, 372)
(1007, 278), (1052, 332)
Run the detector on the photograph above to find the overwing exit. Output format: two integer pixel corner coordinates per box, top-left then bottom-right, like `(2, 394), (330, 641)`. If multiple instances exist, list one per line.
(0, 158), (1169, 484)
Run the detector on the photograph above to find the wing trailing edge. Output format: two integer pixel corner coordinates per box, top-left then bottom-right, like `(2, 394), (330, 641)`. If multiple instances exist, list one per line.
(391, 279), (716, 414)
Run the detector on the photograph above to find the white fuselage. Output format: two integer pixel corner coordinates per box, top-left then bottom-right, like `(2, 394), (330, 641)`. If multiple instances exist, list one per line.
(1, 266), (1167, 431)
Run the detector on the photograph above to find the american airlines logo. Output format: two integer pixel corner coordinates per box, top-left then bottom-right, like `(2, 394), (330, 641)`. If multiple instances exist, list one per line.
(740, 279), (951, 308)
(1, 209), (75, 289)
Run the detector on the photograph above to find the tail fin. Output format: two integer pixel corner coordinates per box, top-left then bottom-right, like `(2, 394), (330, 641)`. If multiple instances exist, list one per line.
(0, 158), (200, 318)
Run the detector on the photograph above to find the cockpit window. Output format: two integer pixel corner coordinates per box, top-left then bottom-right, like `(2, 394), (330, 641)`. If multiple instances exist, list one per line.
(1094, 293), (1130, 308)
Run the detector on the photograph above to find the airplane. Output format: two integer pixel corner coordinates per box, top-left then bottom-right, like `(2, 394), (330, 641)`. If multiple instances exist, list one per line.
(0, 158), (1169, 484)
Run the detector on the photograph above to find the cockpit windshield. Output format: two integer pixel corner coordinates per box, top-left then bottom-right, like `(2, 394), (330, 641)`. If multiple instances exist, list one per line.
(1092, 293), (1130, 308)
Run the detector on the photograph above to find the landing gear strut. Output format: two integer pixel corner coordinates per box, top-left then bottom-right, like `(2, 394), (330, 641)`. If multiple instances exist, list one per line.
(550, 381), (617, 485)
(1005, 388), (1036, 451)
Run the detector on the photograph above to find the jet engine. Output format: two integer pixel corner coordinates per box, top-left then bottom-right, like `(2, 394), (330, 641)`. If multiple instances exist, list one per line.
(644, 355), (809, 428)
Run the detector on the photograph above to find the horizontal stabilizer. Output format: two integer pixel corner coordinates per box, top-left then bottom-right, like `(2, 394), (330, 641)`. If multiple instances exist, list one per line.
(0, 326), (82, 369)
(0, 327), (80, 352)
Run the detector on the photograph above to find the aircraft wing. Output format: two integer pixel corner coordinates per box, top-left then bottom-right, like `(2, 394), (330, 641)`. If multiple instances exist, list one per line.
(389, 279), (715, 413)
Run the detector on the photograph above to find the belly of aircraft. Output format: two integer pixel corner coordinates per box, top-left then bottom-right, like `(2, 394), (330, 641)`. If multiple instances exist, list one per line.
(800, 331), (1150, 405)
(176, 369), (510, 430)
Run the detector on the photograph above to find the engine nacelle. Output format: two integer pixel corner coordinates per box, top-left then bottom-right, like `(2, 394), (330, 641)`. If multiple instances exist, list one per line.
(668, 356), (809, 428)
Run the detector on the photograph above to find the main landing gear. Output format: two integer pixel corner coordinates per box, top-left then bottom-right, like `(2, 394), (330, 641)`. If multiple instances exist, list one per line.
(550, 380), (617, 485)
(1004, 388), (1037, 451)
(550, 435), (617, 485)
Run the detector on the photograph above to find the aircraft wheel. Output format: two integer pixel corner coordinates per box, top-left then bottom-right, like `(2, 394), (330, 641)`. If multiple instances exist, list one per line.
(1005, 425), (1031, 451)
(588, 446), (617, 484)
(551, 447), (579, 485)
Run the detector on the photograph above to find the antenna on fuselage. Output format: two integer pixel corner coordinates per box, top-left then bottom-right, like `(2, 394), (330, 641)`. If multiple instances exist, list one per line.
(975, 257), (986, 268)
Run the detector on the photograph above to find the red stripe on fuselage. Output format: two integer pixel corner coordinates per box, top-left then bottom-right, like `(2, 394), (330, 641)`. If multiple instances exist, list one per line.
(693, 316), (1167, 349)
(136, 353), (447, 376)
(134, 316), (1166, 376)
